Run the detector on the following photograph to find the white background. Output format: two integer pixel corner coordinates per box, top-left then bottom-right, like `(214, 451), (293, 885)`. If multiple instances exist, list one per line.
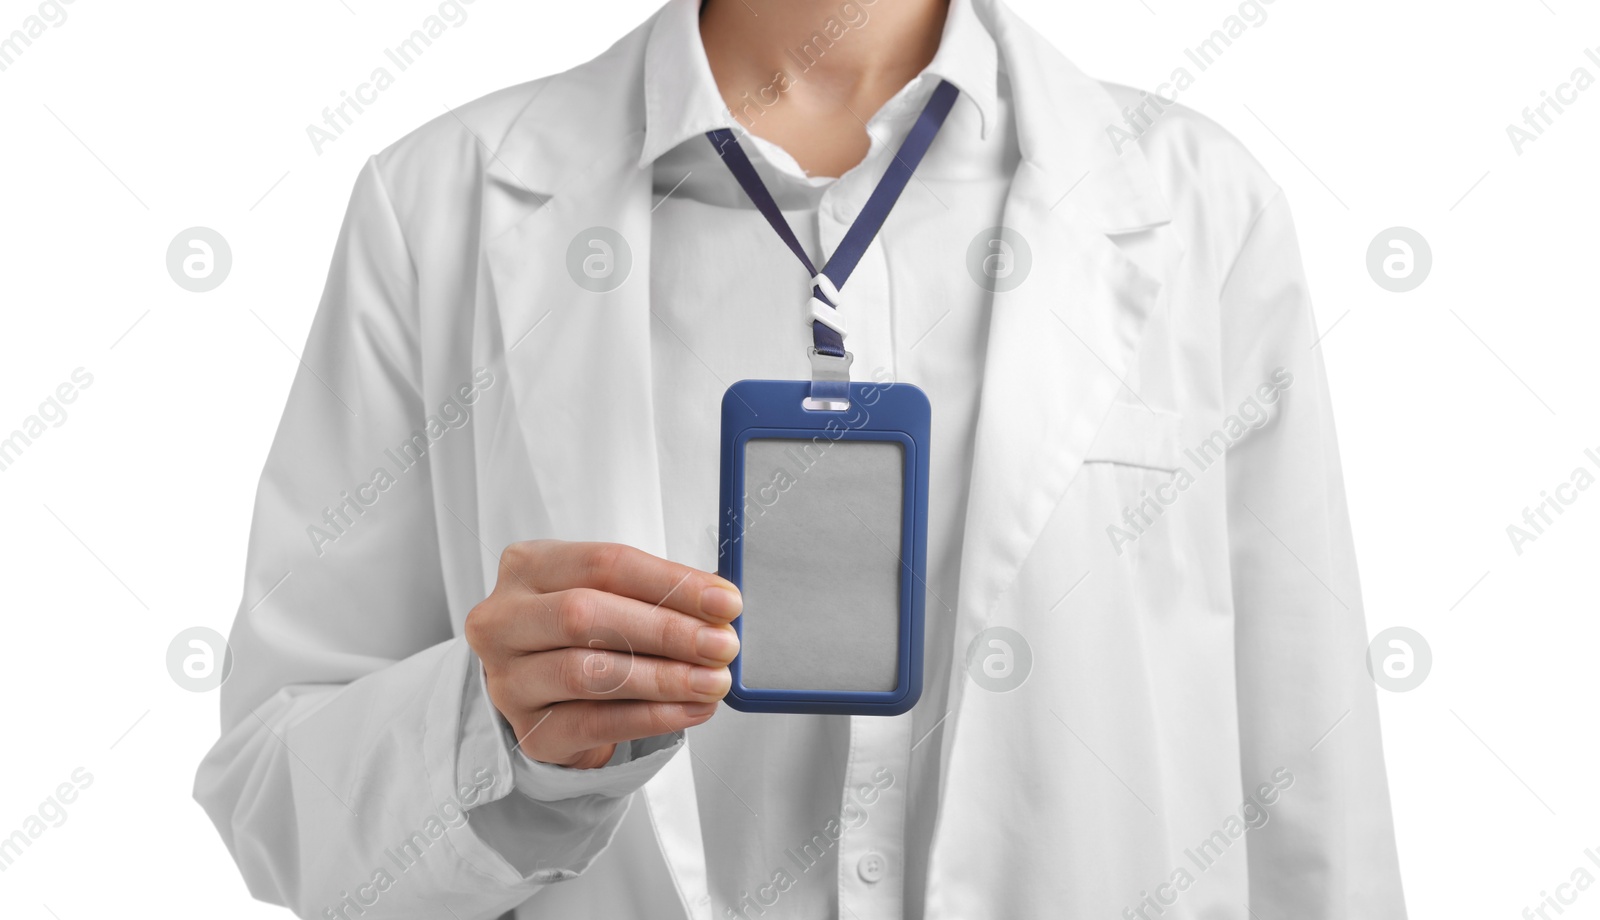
(1, 0), (1596, 917)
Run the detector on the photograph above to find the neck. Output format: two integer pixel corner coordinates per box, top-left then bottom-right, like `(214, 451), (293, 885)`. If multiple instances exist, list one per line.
(700, 0), (949, 118)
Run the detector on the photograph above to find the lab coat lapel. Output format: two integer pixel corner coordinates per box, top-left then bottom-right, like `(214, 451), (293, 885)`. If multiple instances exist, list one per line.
(949, 163), (1165, 675)
(481, 20), (713, 919)
(483, 156), (667, 554)
(946, 0), (1177, 698)
(925, 9), (1182, 905)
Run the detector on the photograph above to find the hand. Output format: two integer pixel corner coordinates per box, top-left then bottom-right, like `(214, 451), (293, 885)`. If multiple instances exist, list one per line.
(466, 540), (742, 769)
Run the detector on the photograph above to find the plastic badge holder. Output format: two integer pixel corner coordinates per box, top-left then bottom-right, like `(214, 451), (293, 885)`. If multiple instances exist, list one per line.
(717, 379), (929, 715)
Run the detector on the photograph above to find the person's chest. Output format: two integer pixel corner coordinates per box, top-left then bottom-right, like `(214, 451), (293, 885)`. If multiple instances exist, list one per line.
(644, 122), (1013, 572)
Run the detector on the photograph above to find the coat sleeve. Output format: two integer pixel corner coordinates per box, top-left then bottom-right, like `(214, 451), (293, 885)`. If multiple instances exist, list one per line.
(1219, 188), (1407, 917)
(192, 157), (666, 920)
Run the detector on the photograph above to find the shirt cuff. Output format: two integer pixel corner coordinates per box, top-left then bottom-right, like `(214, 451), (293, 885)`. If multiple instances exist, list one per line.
(471, 660), (683, 802)
(454, 654), (686, 880)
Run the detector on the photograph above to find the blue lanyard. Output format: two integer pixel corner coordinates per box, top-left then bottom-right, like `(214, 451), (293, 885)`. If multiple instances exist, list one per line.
(706, 80), (960, 391)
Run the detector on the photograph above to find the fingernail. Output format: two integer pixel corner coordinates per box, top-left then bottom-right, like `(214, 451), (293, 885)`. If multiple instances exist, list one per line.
(700, 584), (743, 619)
(690, 666), (731, 696)
(696, 627), (740, 661)
(682, 701), (718, 718)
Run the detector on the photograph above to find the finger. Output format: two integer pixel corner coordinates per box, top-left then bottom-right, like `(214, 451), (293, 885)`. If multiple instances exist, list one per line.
(512, 648), (731, 708)
(518, 699), (718, 765)
(509, 541), (742, 623)
(498, 587), (740, 665)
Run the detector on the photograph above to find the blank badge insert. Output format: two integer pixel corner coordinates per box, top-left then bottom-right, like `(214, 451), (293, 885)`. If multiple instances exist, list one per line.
(739, 437), (905, 693)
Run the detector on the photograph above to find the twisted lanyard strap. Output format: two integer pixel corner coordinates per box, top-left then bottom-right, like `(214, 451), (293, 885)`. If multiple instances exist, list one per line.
(706, 79), (961, 397)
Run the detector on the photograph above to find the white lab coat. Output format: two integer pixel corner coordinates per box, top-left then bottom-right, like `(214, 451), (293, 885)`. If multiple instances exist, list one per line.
(194, 1), (1406, 917)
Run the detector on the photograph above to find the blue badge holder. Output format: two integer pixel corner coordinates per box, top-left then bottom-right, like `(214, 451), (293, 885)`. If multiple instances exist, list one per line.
(717, 378), (929, 716)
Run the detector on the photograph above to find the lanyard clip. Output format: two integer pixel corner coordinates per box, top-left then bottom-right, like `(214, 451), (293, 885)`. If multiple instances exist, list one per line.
(805, 347), (853, 411)
(804, 272), (851, 410)
(807, 274), (847, 337)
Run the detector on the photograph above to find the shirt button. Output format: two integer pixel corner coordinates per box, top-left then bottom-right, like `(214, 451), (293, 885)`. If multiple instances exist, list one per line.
(857, 851), (887, 883)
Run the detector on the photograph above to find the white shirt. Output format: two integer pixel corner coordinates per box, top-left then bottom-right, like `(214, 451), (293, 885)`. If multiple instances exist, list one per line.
(645, 1), (1013, 917)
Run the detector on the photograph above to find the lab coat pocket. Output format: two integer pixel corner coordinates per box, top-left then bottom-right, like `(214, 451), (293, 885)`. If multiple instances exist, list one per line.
(1065, 398), (1188, 575)
(1082, 399), (1183, 472)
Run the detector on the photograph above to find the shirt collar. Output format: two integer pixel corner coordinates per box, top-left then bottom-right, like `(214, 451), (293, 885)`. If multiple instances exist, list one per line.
(639, 0), (1000, 168)
(921, 0), (1000, 139)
